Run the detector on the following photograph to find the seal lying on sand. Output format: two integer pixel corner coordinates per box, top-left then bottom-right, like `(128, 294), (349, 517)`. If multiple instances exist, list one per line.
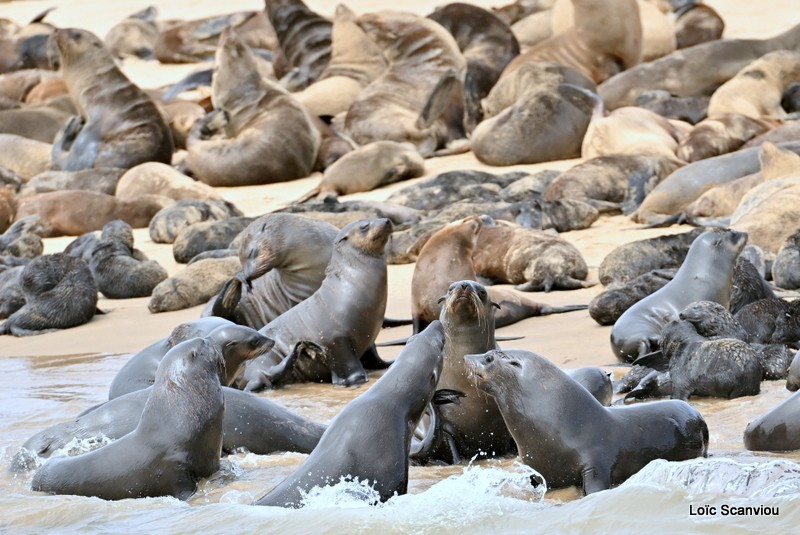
(31, 338), (225, 500)
(467, 348), (708, 495)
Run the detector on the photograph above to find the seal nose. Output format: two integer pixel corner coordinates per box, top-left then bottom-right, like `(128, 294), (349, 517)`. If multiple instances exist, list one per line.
(459, 281), (470, 290)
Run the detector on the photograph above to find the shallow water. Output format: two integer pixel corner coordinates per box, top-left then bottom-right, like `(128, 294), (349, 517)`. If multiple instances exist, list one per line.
(2, 352), (800, 533)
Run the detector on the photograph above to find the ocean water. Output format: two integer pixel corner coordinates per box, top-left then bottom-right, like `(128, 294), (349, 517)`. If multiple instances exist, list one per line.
(2, 352), (800, 534)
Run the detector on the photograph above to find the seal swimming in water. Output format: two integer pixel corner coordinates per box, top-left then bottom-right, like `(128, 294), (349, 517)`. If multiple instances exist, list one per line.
(31, 337), (225, 500)
(50, 28), (174, 171)
(610, 229), (747, 362)
(238, 218), (394, 391)
(466, 348), (708, 495)
(255, 321), (446, 507)
(0, 253), (98, 336)
(109, 317), (275, 399)
(185, 28), (319, 186)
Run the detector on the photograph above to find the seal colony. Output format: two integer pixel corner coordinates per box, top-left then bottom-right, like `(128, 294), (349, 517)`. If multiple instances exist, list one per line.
(3, 0), (800, 514)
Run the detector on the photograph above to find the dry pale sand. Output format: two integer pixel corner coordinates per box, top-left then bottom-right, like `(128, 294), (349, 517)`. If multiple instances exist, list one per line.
(1, 0), (798, 368)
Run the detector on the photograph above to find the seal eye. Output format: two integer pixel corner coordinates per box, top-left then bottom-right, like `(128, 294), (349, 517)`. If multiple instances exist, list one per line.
(360, 223), (370, 233)
(508, 360), (522, 368)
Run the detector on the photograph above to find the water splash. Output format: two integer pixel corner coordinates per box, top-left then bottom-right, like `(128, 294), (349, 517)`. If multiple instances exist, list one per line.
(624, 458), (800, 498)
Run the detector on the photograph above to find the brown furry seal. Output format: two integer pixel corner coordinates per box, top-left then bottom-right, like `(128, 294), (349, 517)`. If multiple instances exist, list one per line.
(674, 3), (725, 50)
(471, 62), (596, 165)
(0, 134), (52, 180)
(466, 348), (708, 495)
(707, 50), (800, 119)
(295, 4), (386, 118)
(343, 11), (467, 156)
(298, 141), (424, 201)
(502, 0), (642, 83)
(411, 215), (586, 332)
(0, 253), (98, 336)
(31, 337), (225, 500)
(50, 28), (173, 171)
(185, 28), (319, 186)
(16, 191), (166, 237)
(677, 114), (776, 163)
(104, 6), (159, 60)
(581, 105), (688, 159)
(472, 220), (592, 291)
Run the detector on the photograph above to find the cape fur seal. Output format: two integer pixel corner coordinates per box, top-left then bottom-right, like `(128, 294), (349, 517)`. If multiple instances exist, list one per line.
(238, 218), (393, 391)
(773, 229), (800, 289)
(185, 28), (319, 186)
(0, 253), (98, 336)
(255, 322), (446, 507)
(31, 338), (225, 500)
(343, 11), (467, 156)
(466, 348), (708, 494)
(206, 214), (338, 329)
(50, 28), (173, 171)
(610, 229), (747, 361)
(744, 390), (800, 452)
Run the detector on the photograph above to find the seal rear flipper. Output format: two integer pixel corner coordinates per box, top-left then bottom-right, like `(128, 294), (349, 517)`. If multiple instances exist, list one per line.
(328, 339), (369, 387)
(382, 317), (413, 328)
(683, 215), (731, 228)
(416, 70), (462, 130)
(375, 337), (409, 347)
(631, 213), (682, 229)
(538, 304), (589, 315)
(360, 344), (393, 369)
(410, 402), (439, 463)
(163, 69), (213, 101)
(29, 6), (56, 24)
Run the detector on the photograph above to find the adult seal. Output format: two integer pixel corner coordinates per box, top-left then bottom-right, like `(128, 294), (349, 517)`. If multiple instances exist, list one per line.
(466, 348), (709, 494)
(744, 390), (800, 452)
(207, 214), (338, 329)
(50, 28), (173, 171)
(238, 218), (393, 391)
(31, 338), (225, 500)
(109, 317), (274, 399)
(411, 215), (586, 333)
(610, 229), (747, 362)
(185, 28), (319, 186)
(255, 321), (446, 507)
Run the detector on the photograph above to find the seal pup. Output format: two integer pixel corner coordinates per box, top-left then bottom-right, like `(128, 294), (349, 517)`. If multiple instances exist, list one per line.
(109, 318), (275, 399)
(88, 220), (167, 299)
(297, 141), (424, 201)
(472, 221), (592, 292)
(0, 133), (52, 180)
(116, 162), (221, 203)
(471, 62), (596, 165)
(466, 348), (708, 495)
(581, 105), (688, 160)
(411, 216), (586, 332)
(543, 153), (682, 214)
(610, 229), (747, 362)
(707, 50), (800, 120)
(206, 214), (338, 329)
(185, 28), (319, 186)
(598, 228), (703, 285)
(16, 190), (167, 237)
(239, 218), (393, 391)
(502, 0), (643, 84)
(31, 338), (225, 500)
(343, 11), (467, 156)
(744, 390), (800, 452)
(734, 298), (800, 346)
(598, 22), (800, 109)
(266, 0), (332, 90)
(148, 256), (241, 313)
(0, 265), (25, 319)
(13, 385), (324, 472)
(255, 321), (446, 507)
(773, 229), (800, 289)
(676, 114), (775, 163)
(294, 4), (386, 118)
(148, 199), (242, 245)
(50, 28), (174, 170)
(172, 216), (253, 264)
(648, 318), (762, 401)
(0, 216), (44, 258)
(589, 269), (676, 326)
(0, 253), (98, 336)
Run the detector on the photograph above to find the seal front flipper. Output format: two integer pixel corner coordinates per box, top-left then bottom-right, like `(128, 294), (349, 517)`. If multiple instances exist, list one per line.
(210, 276), (244, 320)
(360, 344), (393, 369)
(51, 116), (85, 168)
(632, 349), (668, 371)
(416, 70), (462, 130)
(581, 464), (612, 495)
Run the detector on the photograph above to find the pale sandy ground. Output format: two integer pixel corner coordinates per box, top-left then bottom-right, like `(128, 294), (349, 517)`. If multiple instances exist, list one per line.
(1, 0), (798, 369)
